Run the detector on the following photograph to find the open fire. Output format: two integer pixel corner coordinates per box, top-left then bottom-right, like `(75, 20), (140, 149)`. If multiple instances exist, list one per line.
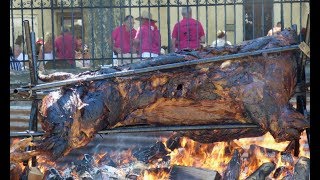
(11, 130), (309, 180)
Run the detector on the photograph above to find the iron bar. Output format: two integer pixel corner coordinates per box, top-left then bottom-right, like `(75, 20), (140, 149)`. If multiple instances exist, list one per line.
(10, 123), (260, 138)
(98, 124), (260, 134)
(24, 20), (38, 85)
(23, 20), (38, 167)
(13, 45), (299, 94)
(11, 1), (310, 10)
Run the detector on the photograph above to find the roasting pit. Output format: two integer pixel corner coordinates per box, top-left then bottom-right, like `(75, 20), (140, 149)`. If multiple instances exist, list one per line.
(11, 130), (309, 180)
(10, 26), (310, 179)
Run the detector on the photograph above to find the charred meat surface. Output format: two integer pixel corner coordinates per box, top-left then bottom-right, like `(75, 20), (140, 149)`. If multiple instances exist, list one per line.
(19, 29), (308, 161)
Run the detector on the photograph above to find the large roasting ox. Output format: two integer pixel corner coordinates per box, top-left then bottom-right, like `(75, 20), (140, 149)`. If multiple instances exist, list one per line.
(10, 29), (309, 162)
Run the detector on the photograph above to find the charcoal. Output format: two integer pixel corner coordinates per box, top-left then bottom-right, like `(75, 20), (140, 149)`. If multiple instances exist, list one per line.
(97, 154), (117, 167)
(45, 168), (63, 180)
(166, 133), (182, 151)
(133, 141), (169, 163)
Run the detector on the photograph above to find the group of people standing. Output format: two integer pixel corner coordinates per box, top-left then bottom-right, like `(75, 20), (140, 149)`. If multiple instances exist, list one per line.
(11, 6), (235, 71)
(110, 7), (233, 66)
(108, 11), (162, 66)
(10, 26), (90, 71)
(37, 27), (90, 69)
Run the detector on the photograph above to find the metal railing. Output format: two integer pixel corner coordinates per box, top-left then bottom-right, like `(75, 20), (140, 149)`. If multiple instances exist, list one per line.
(10, 0), (309, 71)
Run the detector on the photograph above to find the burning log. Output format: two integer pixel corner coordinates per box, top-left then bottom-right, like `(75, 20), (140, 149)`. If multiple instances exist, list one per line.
(96, 154), (117, 167)
(73, 154), (95, 176)
(222, 149), (241, 180)
(132, 141), (169, 163)
(224, 141), (244, 156)
(248, 144), (294, 166)
(166, 133), (182, 151)
(11, 29), (309, 162)
(169, 165), (222, 180)
(282, 173), (294, 180)
(273, 166), (289, 179)
(245, 162), (276, 180)
(293, 156), (310, 180)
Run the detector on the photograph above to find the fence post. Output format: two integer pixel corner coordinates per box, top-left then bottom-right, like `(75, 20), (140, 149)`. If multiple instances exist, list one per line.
(23, 20), (39, 167)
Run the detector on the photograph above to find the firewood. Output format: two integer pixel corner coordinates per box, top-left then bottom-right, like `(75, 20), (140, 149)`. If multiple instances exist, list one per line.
(222, 149), (241, 180)
(169, 165), (222, 180)
(248, 145), (294, 166)
(293, 156), (310, 180)
(273, 166), (289, 179)
(97, 154), (117, 167)
(166, 133), (182, 151)
(73, 154), (95, 175)
(224, 141), (245, 156)
(132, 141), (169, 163)
(280, 152), (294, 166)
(282, 172), (294, 180)
(245, 162), (276, 180)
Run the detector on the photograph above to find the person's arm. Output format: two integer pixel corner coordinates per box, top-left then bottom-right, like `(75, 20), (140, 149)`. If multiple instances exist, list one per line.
(38, 45), (43, 59)
(267, 29), (273, 36)
(171, 38), (177, 52)
(171, 24), (178, 52)
(200, 35), (205, 44)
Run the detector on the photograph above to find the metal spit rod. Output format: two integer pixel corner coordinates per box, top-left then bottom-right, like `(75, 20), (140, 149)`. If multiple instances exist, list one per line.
(10, 123), (260, 138)
(13, 45), (299, 94)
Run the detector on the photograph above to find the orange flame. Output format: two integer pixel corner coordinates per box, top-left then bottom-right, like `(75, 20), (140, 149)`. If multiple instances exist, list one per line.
(20, 132), (309, 179)
(147, 132), (309, 179)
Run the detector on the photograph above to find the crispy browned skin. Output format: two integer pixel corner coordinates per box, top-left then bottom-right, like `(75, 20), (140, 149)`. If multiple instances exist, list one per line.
(12, 29), (309, 162)
(10, 138), (40, 163)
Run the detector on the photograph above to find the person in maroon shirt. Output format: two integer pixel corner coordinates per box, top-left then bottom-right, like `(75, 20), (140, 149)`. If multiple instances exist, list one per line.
(54, 27), (78, 68)
(134, 11), (161, 58)
(108, 15), (138, 65)
(171, 7), (205, 52)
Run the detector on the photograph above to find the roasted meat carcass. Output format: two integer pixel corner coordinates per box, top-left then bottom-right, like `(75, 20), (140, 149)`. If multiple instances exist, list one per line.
(12, 29), (309, 162)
